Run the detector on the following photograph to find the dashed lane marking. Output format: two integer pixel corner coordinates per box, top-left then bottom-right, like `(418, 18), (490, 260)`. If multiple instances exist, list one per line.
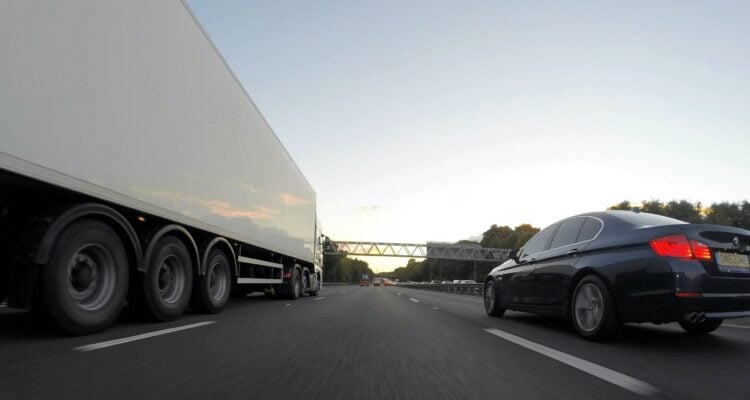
(484, 328), (659, 397)
(724, 324), (750, 330)
(74, 321), (217, 352)
(409, 298), (420, 303)
(313, 297), (327, 301)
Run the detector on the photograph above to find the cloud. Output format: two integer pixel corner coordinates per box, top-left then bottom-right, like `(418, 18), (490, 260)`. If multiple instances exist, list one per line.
(280, 192), (309, 206)
(131, 186), (279, 220)
(359, 205), (394, 212)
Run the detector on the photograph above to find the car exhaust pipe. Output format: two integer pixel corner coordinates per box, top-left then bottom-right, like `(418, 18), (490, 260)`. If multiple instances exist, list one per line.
(685, 312), (706, 324)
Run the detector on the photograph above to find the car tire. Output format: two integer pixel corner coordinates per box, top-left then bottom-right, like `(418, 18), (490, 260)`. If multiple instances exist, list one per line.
(571, 275), (621, 341)
(679, 318), (723, 334)
(484, 280), (505, 317)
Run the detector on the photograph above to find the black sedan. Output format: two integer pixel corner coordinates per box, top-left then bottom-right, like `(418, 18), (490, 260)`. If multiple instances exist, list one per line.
(484, 210), (750, 340)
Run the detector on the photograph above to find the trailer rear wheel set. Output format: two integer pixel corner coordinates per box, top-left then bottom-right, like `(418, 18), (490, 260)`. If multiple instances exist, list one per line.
(8, 202), (312, 335)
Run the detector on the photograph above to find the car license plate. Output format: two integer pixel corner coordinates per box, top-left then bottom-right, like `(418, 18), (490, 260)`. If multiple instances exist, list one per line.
(717, 252), (750, 269)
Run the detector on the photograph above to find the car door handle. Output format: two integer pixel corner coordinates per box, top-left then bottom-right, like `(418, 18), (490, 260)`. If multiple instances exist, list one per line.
(567, 249), (579, 256)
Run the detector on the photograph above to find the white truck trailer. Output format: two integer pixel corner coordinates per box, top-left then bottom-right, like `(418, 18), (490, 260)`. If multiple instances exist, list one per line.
(0, 0), (322, 334)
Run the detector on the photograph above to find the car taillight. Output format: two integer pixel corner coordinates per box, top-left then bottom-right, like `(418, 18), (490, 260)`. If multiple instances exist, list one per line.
(690, 240), (712, 261)
(650, 234), (713, 261)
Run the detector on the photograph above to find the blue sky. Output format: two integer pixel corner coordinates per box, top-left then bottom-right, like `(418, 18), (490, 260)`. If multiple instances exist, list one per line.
(188, 0), (750, 271)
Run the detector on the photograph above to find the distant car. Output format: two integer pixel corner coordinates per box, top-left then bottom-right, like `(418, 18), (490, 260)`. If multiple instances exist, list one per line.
(484, 211), (750, 340)
(373, 281), (381, 287)
(460, 280), (477, 284)
(441, 281), (452, 284)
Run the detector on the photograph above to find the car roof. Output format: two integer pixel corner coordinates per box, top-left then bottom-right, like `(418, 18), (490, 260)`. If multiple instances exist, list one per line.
(567, 210), (688, 229)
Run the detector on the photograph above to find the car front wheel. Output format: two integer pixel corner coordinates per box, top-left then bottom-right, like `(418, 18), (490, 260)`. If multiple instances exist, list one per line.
(484, 280), (505, 317)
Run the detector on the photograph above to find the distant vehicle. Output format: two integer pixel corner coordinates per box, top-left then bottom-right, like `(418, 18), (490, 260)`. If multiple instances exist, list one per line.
(484, 211), (750, 341)
(460, 280), (477, 284)
(441, 281), (452, 284)
(360, 274), (371, 286)
(374, 282), (381, 287)
(0, 0), (323, 335)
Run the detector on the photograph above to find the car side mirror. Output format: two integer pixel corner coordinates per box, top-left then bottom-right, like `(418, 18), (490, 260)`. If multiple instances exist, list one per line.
(508, 250), (519, 262)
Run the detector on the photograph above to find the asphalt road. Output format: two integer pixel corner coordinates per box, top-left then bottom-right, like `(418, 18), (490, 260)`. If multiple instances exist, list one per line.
(1, 285), (749, 400)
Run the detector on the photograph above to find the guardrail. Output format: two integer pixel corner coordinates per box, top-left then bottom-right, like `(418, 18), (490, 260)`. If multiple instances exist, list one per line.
(395, 283), (484, 297)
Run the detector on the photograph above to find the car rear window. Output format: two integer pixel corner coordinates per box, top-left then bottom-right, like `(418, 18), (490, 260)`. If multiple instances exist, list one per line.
(612, 211), (687, 228)
(576, 217), (602, 242)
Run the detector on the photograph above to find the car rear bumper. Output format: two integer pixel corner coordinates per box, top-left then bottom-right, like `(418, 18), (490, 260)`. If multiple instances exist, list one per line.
(620, 292), (750, 323)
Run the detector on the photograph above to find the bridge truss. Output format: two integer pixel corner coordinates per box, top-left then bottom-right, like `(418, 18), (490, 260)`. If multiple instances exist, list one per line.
(325, 241), (511, 262)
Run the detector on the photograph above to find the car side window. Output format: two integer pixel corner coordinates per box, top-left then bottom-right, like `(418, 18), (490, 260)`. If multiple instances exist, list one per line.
(576, 217), (602, 242)
(549, 218), (586, 249)
(521, 224), (558, 258)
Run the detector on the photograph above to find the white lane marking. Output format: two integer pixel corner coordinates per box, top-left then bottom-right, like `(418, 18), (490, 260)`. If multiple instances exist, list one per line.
(313, 297), (327, 301)
(432, 307), (439, 310)
(74, 321), (216, 352)
(724, 324), (750, 330)
(284, 304), (291, 306)
(484, 328), (659, 397)
(396, 293), (402, 296)
(409, 298), (420, 303)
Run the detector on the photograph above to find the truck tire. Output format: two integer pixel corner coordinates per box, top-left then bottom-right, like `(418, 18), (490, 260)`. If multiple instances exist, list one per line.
(190, 249), (230, 314)
(43, 219), (129, 335)
(309, 275), (320, 297)
(134, 236), (193, 321)
(288, 268), (301, 300)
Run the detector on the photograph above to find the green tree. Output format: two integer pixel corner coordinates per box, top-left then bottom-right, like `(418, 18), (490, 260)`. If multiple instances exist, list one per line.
(705, 202), (742, 227)
(608, 200), (632, 211)
(664, 200), (702, 223)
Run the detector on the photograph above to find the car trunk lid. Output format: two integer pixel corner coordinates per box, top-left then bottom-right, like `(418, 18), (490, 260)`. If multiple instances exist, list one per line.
(682, 224), (750, 277)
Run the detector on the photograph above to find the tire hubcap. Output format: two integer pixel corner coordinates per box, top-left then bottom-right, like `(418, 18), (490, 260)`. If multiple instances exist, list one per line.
(574, 283), (604, 332)
(67, 244), (115, 311)
(157, 255), (185, 304)
(207, 262), (227, 302)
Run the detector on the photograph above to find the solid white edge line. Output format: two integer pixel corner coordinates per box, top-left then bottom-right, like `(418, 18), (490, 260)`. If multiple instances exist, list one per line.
(313, 297), (327, 301)
(74, 321), (217, 352)
(723, 324), (750, 330)
(484, 328), (659, 397)
(409, 298), (420, 303)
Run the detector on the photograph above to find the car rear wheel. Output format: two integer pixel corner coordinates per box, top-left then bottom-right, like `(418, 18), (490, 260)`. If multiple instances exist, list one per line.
(484, 280), (505, 317)
(571, 275), (620, 341)
(679, 318), (723, 334)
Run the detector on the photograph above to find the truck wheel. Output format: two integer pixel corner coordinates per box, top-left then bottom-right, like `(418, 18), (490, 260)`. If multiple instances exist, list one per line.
(309, 275), (320, 297)
(43, 219), (129, 335)
(288, 268), (301, 300)
(137, 236), (193, 321)
(190, 249), (230, 314)
(301, 270), (309, 297)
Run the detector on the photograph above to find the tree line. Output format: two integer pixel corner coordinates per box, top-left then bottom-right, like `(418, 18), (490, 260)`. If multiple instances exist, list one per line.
(328, 199), (749, 283)
(608, 199), (750, 229)
(322, 253), (375, 284)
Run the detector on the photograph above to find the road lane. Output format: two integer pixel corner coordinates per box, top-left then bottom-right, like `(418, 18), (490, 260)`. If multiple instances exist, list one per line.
(0, 285), (748, 399)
